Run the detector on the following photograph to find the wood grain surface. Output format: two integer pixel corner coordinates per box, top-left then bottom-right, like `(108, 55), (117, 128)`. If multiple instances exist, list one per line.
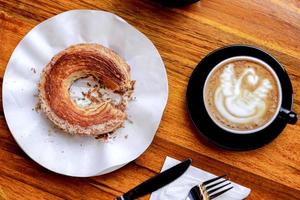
(1, 0), (300, 199)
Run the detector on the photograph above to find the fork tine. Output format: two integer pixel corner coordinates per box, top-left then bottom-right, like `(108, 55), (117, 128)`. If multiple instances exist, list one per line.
(210, 186), (233, 199)
(207, 182), (231, 194)
(205, 179), (227, 190)
(202, 175), (226, 186)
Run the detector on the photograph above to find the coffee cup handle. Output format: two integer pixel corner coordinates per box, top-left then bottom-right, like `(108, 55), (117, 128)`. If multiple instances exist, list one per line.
(279, 108), (298, 124)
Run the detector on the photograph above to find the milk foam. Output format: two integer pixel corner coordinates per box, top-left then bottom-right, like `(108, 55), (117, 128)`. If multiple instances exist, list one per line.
(214, 64), (272, 124)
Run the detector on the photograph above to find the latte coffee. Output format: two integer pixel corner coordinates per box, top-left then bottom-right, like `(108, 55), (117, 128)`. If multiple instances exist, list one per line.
(203, 56), (282, 133)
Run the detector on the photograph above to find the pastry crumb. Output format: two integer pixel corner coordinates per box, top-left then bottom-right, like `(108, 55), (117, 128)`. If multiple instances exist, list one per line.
(94, 131), (118, 141)
(95, 133), (109, 140)
(35, 102), (41, 112)
(30, 67), (36, 74)
(127, 118), (133, 124)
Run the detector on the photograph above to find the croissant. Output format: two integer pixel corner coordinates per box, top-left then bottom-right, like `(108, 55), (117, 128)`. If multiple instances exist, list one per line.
(38, 44), (134, 136)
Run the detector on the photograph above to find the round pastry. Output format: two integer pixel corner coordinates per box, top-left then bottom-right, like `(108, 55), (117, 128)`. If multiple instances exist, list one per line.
(38, 43), (134, 136)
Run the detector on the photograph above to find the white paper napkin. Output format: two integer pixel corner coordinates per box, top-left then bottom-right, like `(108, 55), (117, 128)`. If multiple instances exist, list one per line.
(150, 157), (251, 200)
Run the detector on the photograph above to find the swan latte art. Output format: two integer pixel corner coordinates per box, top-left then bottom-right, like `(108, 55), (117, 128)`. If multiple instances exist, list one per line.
(204, 56), (281, 133)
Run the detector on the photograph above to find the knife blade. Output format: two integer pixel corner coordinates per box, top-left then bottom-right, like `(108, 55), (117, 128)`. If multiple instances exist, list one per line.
(116, 158), (192, 200)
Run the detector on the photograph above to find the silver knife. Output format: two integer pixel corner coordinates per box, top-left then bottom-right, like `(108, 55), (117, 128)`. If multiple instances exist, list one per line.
(116, 158), (192, 200)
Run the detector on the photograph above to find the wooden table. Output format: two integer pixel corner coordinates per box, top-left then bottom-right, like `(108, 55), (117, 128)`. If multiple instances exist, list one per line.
(1, 0), (300, 199)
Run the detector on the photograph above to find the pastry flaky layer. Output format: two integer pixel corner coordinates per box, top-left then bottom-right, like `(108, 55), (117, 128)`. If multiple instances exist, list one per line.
(39, 43), (134, 136)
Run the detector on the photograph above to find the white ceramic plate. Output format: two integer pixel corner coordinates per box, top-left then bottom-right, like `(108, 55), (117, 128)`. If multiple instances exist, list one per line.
(3, 10), (168, 177)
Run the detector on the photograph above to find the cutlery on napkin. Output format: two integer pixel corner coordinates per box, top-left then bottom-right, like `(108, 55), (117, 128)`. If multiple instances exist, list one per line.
(150, 157), (251, 200)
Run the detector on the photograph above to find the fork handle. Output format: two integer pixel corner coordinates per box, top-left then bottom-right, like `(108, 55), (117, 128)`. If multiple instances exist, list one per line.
(190, 186), (203, 200)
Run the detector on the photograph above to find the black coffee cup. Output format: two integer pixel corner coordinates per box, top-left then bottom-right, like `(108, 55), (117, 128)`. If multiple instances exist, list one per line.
(187, 45), (298, 150)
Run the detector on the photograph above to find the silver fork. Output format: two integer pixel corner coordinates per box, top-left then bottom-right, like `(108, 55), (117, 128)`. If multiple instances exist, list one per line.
(186, 175), (233, 200)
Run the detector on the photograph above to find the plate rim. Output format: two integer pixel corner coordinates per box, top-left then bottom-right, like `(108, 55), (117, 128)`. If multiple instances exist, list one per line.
(2, 9), (169, 177)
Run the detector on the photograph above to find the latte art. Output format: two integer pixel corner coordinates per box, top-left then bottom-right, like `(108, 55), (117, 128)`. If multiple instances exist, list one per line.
(215, 64), (272, 124)
(204, 57), (281, 133)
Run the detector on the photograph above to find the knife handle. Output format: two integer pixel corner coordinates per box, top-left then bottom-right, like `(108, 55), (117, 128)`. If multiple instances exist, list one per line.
(117, 159), (192, 200)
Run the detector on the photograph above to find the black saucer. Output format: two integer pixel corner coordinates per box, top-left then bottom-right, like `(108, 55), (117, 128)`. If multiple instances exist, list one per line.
(186, 45), (295, 150)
